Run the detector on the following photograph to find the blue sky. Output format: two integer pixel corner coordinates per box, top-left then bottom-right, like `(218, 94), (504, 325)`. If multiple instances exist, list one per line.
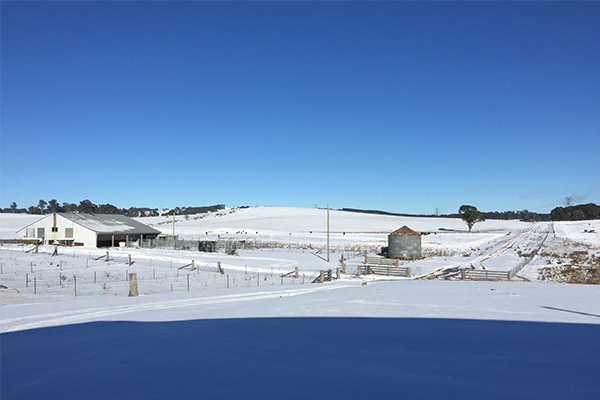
(2, 1), (599, 214)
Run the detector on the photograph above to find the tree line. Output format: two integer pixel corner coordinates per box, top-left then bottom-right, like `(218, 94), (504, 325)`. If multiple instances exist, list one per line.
(4, 200), (598, 222)
(549, 203), (600, 221)
(342, 207), (553, 222)
(2, 200), (225, 218)
(342, 204), (600, 222)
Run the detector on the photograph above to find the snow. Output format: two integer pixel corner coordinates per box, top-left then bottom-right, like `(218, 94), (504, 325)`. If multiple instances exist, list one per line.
(0, 214), (42, 239)
(1, 207), (600, 399)
(554, 220), (600, 246)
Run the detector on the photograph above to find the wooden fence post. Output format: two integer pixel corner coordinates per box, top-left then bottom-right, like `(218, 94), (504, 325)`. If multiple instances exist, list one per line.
(295, 267), (299, 278)
(127, 254), (132, 266)
(319, 270), (324, 283)
(336, 267), (340, 280)
(406, 267), (411, 278)
(128, 273), (138, 297)
(461, 269), (466, 280)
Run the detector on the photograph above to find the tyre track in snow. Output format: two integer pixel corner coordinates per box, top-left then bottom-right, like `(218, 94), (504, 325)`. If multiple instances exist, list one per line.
(0, 284), (352, 333)
(417, 223), (546, 279)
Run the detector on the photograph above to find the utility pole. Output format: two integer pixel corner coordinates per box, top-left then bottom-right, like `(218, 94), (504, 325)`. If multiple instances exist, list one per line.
(173, 211), (175, 237)
(327, 204), (330, 262)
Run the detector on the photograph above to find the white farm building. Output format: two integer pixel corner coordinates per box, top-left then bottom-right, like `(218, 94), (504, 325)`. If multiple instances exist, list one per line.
(16, 213), (161, 247)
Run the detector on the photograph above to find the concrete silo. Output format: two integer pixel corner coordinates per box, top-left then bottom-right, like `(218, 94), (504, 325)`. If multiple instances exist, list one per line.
(388, 226), (421, 259)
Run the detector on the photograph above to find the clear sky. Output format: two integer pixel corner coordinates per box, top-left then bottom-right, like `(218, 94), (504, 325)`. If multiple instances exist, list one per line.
(1, 1), (599, 215)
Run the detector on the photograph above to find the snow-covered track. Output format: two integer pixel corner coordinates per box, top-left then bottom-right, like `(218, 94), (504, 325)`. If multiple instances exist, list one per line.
(0, 284), (352, 333)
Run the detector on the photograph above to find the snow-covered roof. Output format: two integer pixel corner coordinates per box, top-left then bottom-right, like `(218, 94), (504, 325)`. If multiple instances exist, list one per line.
(59, 213), (161, 235)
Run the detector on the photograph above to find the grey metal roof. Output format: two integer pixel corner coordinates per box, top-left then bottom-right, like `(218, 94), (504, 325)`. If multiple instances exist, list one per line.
(58, 213), (161, 235)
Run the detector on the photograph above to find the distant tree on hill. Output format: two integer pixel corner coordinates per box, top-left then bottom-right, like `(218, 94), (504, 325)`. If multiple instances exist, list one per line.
(62, 202), (78, 213)
(459, 205), (485, 232)
(27, 206), (37, 214)
(10, 202), (17, 213)
(97, 203), (119, 214)
(37, 199), (47, 214)
(550, 203), (600, 221)
(125, 207), (140, 218)
(78, 199), (97, 214)
(48, 199), (60, 213)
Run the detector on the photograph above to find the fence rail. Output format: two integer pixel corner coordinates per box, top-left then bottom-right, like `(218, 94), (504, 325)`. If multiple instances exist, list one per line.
(312, 269), (333, 283)
(462, 269), (513, 281)
(358, 264), (411, 278)
(364, 256), (399, 266)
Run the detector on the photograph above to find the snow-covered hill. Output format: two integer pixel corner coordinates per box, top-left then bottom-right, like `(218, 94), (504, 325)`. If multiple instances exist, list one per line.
(1, 207), (600, 399)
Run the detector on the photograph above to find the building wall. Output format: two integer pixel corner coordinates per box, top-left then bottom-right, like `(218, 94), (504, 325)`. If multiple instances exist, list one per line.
(16, 214), (97, 247)
(388, 235), (422, 259)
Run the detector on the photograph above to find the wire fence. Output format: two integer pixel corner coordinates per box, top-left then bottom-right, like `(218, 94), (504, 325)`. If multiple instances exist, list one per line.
(10, 268), (310, 299)
(0, 245), (315, 302)
(133, 238), (381, 254)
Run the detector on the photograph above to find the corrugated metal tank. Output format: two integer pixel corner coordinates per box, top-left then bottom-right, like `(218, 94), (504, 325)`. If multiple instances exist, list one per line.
(388, 226), (422, 259)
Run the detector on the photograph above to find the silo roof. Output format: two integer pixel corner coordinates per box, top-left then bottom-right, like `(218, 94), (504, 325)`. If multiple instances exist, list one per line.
(390, 226), (420, 236)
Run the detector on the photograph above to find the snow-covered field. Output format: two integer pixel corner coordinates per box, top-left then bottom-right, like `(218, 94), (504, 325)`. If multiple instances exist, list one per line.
(1, 207), (600, 399)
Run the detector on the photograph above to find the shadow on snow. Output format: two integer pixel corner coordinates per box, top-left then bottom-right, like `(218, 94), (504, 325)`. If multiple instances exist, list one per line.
(2, 317), (600, 400)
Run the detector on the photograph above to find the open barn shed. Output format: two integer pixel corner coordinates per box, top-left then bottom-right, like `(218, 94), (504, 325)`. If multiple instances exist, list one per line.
(16, 213), (160, 247)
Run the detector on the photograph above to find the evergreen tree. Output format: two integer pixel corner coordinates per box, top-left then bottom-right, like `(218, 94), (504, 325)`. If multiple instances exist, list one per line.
(459, 205), (485, 232)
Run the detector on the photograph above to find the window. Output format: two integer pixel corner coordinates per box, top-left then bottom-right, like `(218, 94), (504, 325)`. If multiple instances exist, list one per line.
(65, 228), (73, 238)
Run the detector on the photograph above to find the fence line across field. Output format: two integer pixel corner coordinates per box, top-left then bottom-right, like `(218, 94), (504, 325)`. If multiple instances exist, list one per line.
(14, 268), (309, 298)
